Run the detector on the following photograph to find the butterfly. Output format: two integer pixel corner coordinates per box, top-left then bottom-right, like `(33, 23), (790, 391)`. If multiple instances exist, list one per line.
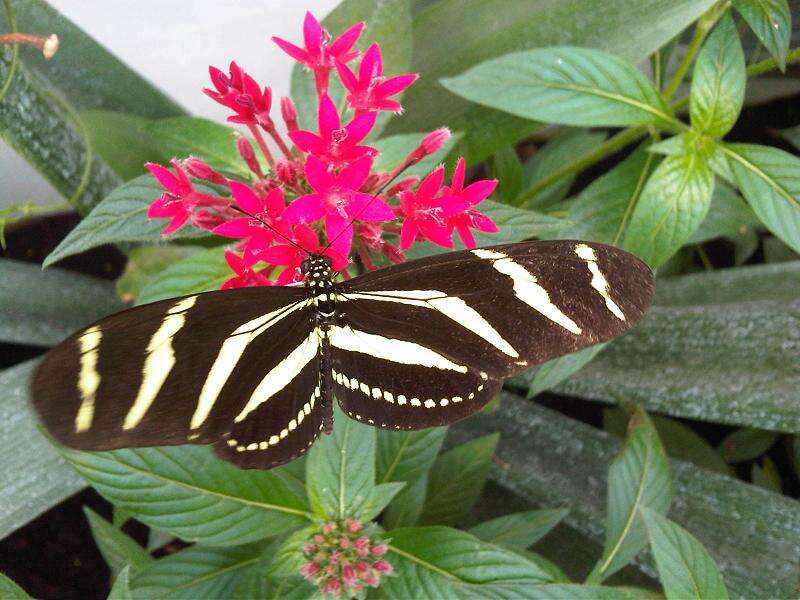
(31, 240), (654, 469)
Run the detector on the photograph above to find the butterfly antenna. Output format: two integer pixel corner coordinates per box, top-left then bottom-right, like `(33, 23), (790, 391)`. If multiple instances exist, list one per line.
(229, 204), (309, 254)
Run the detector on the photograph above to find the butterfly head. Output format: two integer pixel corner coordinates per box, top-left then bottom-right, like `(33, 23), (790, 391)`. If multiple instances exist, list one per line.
(301, 254), (334, 286)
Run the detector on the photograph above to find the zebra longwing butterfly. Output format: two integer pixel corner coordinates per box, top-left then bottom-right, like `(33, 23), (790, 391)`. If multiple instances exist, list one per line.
(32, 240), (653, 469)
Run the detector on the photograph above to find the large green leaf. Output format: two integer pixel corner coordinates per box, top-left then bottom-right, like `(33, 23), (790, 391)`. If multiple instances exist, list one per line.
(491, 145), (524, 203)
(448, 394), (800, 599)
(83, 507), (152, 577)
(306, 405), (377, 520)
(81, 111), (160, 181)
(732, 0), (792, 71)
(687, 182), (760, 245)
(723, 143), (800, 254)
(145, 117), (248, 176)
(589, 407), (673, 582)
(136, 246), (228, 305)
(641, 509), (729, 600)
(442, 47), (674, 129)
(383, 473), (429, 529)
(553, 262), (800, 432)
(525, 344), (607, 399)
(108, 566), (133, 600)
(386, 0), (716, 162)
(718, 428), (779, 463)
(60, 445), (311, 546)
(419, 433), (498, 526)
(116, 245), (199, 302)
(689, 12), (745, 138)
(0, 573), (32, 599)
(131, 544), (264, 599)
(384, 526), (556, 598)
(0, 258), (122, 346)
(623, 149), (715, 268)
(0, 360), (84, 539)
(376, 427), (446, 484)
(468, 508), (569, 549)
(43, 175), (211, 267)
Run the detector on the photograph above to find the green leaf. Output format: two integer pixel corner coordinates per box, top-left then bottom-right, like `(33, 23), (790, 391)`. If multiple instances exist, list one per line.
(782, 124), (800, 151)
(504, 548), (571, 584)
(520, 129), (608, 208)
(468, 508), (569, 548)
(145, 117), (248, 176)
(43, 175), (211, 267)
(108, 565), (133, 600)
(604, 409), (731, 476)
(420, 434), (499, 526)
(384, 526), (557, 597)
(0, 258), (122, 346)
(688, 183), (760, 244)
(290, 0), (412, 135)
(623, 149), (715, 268)
(376, 427), (447, 484)
(0, 573), (32, 599)
(442, 47), (675, 129)
(751, 457), (782, 492)
(84, 507), (152, 577)
(590, 407), (673, 582)
(116, 246), (199, 302)
(383, 473), (429, 530)
(0, 360), (84, 539)
(81, 111), (161, 181)
(267, 526), (316, 579)
(136, 246), (228, 305)
(360, 482), (406, 522)
(723, 143), (800, 254)
(449, 393), (800, 599)
(387, 0), (718, 163)
(526, 344), (607, 399)
(306, 405), (377, 520)
(517, 585), (643, 599)
(689, 12), (745, 138)
(371, 131), (460, 179)
(60, 445), (310, 546)
(556, 146), (659, 245)
(719, 428), (779, 463)
(491, 145), (524, 203)
(732, 0), (792, 71)
(641, 508), (729, 600)
(131, 544), (263, 599)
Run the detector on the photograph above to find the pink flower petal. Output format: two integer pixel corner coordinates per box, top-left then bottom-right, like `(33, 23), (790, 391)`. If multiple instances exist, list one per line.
(399, 219), (418, 250)
(146, 163), (180, 194)
(288, 130), (325, 154)
(345, 112), (377, 144)
(224, 249), (244, 273)
(325, 214), (354, 258)
(161, 213), (190, 236)
(451, 157), (466, 192)
(283, 194), (326, 224)
(329, 21), (364, 57)
(304, 155), (334, 192)
(271, 37), (309, 63)
(359, 43), (382, 81)
(228, 181), (263, 215)
(462, 179), (498, 205)
(294, 224), (320, 251)
(303, 11), (323, 54)
(265, 187), (285, 217)
(456, 223), (476, 248)
(318, 94), (341, 139)
(375, 73), (418, 97)
(212, 218), (255, 239)
(418, 220), (454, 248)
(260, 244), (299, 265)
(418, 165), (445, 200)
(335, 61), (359, 93)
(471, 211), (499, 233)
(336, 156), (372, 190)
(374, 99), (403, 112)
(347, 193), (394, 221)
(324, 247), (350, 271)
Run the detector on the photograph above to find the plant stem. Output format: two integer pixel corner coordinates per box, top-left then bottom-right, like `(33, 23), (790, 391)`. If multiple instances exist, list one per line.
(662, 1), (730, 101)
(745, 47), (800, 77)
(514, 126), (649, 206)
(248, 124), (275, 170)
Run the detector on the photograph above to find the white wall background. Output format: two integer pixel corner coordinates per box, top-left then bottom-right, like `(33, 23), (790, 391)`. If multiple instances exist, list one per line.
(0, 0), (340, 208)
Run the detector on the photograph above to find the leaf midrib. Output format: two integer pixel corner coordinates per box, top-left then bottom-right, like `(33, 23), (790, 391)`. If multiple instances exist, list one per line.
(723, 145), (800, 209)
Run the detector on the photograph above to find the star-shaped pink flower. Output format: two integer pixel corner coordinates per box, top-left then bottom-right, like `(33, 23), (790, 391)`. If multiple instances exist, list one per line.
(283, 155), (394, 257)
(204, 61), (273, 126)
(260, 224), (349, 285)
(221, 250), (273, 289)
(441, 158), (498, 248)
(398, 165), (457, 250)
(335, 43), (417, 114)
(213, 182), (288, 267)
(289, 94), (377, 167)
(272, 12), (364, 97)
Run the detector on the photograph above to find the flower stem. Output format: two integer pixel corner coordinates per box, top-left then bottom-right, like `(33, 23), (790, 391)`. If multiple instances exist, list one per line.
(662, 1), (729, 101)
(248, 124), (276, 170)
(514, 126), (649, 206)
(0, 32), (58, 59)
(745, 46), (800, 77)
(264, 125), (294, 161)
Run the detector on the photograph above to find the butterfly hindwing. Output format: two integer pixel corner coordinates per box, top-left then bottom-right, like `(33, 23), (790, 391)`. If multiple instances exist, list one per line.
(32, 286), (313, 456)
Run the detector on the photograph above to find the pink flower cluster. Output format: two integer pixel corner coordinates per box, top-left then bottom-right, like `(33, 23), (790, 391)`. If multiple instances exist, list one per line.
(146, 11), (498, 288)
(300, 518), (392, 598)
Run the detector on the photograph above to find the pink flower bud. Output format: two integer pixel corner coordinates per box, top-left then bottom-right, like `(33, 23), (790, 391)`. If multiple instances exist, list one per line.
(339, 538), (351, 549)
(276, 159), (297, 186)
(237, 136), (264, 177)
(345, 518), (363, 533)
(355, 561), (369, 573)
(281, 96), (298, 131)
(405, 127), (451, 164)
(302, 542), (318, 555)
(322, 522), (337, 534)
(354, 537), (369, 551)
(324, 578), (342, 597)
(313, 534), (325, 544)
(330, 551), (342, 564)
(300, 561), (320, 579)
(371, 544), (388, 556)
(342, 564), (357, 584)
(363, 571), (379, 587)
(373, 560), (393, 574)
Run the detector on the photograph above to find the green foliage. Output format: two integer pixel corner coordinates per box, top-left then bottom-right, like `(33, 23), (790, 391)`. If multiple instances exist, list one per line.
(83, 507), (152, 577)
(719, 428), (779, 463)
(732, 0), (792, 71)
(0, 573), (31, 599)
(468, 508), (569, 548)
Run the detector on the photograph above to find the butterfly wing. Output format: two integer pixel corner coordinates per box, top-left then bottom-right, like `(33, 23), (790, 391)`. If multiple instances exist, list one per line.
(332, 240), (654, 429)
(32, 285), (324, 468)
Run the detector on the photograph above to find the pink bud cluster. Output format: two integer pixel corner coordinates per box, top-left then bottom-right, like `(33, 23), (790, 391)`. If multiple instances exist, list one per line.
(300, 518), (392, 598)
(146, 11), (498, 289)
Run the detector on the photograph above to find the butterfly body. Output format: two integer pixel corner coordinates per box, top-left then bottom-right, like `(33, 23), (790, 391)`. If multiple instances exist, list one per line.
(32, 241), (655, 470)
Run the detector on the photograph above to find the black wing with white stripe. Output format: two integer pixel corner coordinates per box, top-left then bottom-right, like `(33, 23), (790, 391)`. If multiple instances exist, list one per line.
(331, 241), (653, 428)
(32, 286), (325, 468)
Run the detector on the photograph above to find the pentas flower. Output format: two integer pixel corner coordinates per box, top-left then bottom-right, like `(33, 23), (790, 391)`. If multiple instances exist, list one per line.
(284, 155), (394, 257)
(336, 43), (418, 114)
(204, 62), (273, 127)
(146, 12), (500, 292)
(272, 11), (364, 97)
(300, 519), (392, 598)
(289, 94), (377, 167)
